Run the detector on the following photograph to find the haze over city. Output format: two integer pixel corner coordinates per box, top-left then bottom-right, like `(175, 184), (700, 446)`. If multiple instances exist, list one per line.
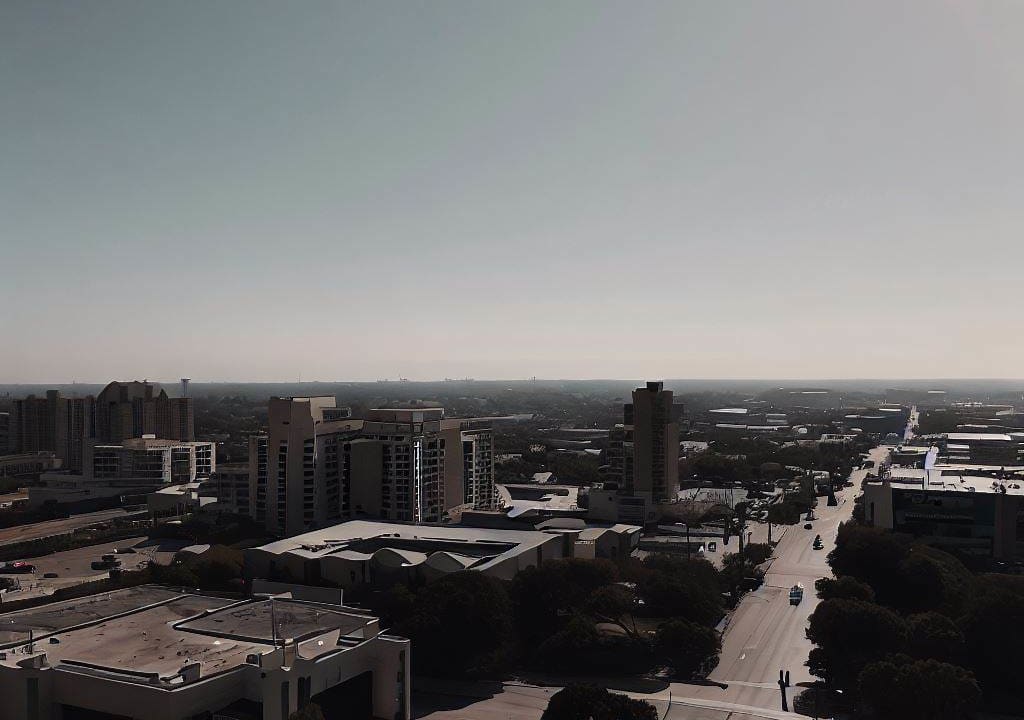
(4, 1), (1024, 382)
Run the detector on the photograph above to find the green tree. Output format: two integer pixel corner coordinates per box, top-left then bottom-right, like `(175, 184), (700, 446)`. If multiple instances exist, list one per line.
(654, 619), (721, 678)
(806, 598), (907, 687)
(542, 684), (657, 720)
(637, 571), (723, 625)
(814, 575), (875, 603)
(906, 612), (965, 664)
(958, 579), (1024, 693)
(859, 657), (980, 720)
(399, 572), (513, 677)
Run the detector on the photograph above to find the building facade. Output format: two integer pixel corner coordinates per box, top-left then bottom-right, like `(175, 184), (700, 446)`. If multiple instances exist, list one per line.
(95, 380), (194, 443)
(261, 401), (498, 537)
(0, 585), (410, 720)
(605, 382), (680, 503)
(29, 437), (215, 508)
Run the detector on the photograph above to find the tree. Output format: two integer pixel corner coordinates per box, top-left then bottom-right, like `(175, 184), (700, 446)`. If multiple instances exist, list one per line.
(399, 572), (513, 676)
(511, 559), (618, 644)
(805, 598), (907, 687)
(585, 585), (639, 638)
(655, 619), (720, 678)
(542, 684), (657, 720)
(859, 657), (980, 720)
(827, 524), (909, 605)
(637, 571), (723, 626)
(958, 580), (1024, 693)
(906, 612), (965, 664)
(815, 576), (875, 603)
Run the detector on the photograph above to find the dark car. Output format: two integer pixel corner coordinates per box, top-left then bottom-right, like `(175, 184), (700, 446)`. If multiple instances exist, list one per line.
(803, 523), (813, 530)
(0, 562), (35, 574)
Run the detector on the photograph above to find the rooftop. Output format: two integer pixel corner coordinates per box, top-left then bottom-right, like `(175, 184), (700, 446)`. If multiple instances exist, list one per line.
(0, 586), (379, 685)
(945, 433), (1013, 442)
(250, 519), (557, 572)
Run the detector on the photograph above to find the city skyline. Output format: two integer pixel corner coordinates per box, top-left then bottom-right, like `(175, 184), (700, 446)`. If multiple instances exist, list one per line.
(4, 1), (1024, 382)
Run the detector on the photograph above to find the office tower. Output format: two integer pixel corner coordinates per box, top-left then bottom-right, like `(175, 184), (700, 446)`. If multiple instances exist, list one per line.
(95, 380), (194, 443)
(265, 396), (337, 536)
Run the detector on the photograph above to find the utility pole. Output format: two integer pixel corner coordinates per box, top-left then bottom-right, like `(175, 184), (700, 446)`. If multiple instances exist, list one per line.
(778, 670), (789, 712)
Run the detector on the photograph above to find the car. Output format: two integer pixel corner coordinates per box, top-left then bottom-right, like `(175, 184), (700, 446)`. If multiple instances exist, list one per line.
(115, 547), (137, 554)
(91, 559), (120, 571)
(803, 523), (813, 530)
(813, 534), (824, 550)
(0, 562), (35, 574)
(790, 584), (804, 605)
(42, 572), (59, 579)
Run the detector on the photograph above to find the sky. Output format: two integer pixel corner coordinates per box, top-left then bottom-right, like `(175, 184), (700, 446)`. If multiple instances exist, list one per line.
(2, 1), (1023, 383)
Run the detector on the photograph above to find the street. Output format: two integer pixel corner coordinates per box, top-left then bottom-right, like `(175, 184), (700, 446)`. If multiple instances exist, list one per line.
(415, 444), (890, 720)
(0, 508), (146, 548)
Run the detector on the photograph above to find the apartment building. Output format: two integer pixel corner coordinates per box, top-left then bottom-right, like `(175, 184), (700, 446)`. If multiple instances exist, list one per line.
(262, 400), (497, 537)
(95, 380), (194, 443)
(605, 382), (680, 502)
(8, 381), (194, 473)
(212, 462), (252, 515)
(265, 397), (338, 537)
(0, 411), (9, 454)
(595, 382), (681, 526)
(250, 432), (269, 522)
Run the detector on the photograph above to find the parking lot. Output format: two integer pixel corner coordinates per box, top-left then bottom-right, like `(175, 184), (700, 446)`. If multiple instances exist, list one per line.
(0, 537), (187, 602)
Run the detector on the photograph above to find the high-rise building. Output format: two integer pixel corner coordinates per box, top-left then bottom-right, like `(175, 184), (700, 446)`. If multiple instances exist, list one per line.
(265, 396), (338, 536)
(95, 380), (194, 443)
(0, 411), (10, 455)
(9, 391), (95, 472)
(599, 382), (681, 523)
(248, 433), (268, 522)
(259, 400), (497, 536)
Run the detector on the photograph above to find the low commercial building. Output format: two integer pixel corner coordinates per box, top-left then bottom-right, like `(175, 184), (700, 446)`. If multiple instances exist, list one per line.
(0, 585), (409, 720)
(246, 520), (577, 590)
(0, 452), (61, 478)
(941, 433), (1019, 465)
(29, 437), (215, 508)
(863, 469), (1024, 559)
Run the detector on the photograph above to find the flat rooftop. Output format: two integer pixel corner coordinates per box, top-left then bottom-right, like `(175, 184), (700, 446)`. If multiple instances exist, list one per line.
(878, 469), (1024, 496)
(945, 433), (1014, 442)
(0, 586), (378, 684)
(250, 519), (560, 573)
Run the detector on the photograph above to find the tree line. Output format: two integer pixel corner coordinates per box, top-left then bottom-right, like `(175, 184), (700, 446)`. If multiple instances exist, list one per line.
(807, 523), (1024, 718)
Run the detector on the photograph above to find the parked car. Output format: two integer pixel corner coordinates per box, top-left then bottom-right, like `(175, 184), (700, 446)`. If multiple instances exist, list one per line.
(91, 559), (120, 571)
(0, 562), (35, 574)
(42, 572), (59, 579)
(813, 535), (823, 550)
(803, 523), (813, 530)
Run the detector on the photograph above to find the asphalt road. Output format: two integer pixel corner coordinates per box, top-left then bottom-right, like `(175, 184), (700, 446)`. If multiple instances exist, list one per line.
(0, 508), (145, 548)
(669, 444), (890, 713)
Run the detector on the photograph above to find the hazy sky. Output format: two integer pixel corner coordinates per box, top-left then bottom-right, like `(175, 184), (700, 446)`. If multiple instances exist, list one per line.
(3, 1), (1023, 382)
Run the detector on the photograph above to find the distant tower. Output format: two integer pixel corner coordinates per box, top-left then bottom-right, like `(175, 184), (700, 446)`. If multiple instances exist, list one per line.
(181, 378), (190, 398)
